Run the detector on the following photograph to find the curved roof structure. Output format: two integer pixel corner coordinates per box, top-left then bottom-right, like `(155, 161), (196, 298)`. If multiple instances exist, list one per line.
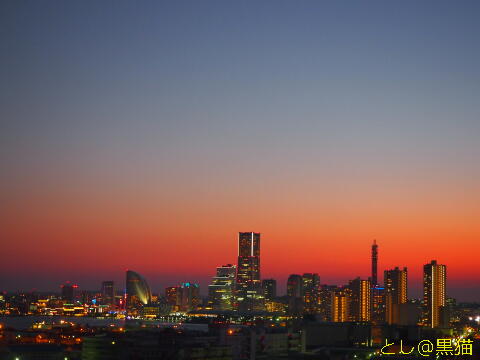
(126, 270), (152, 305)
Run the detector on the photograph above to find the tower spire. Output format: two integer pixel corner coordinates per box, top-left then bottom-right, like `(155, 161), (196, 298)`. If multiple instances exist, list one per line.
(372, 239), (378, 286)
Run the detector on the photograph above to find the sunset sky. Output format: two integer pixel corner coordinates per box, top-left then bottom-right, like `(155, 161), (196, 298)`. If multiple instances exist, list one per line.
(1, 1), (479, 300)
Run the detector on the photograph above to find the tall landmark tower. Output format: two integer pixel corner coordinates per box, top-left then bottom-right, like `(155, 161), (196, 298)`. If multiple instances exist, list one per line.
(371, 239), (378, 286)
(236, 232), (263, 311)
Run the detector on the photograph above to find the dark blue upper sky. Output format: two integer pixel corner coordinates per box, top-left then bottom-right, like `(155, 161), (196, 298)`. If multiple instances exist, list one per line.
(2, 1), (479, 167)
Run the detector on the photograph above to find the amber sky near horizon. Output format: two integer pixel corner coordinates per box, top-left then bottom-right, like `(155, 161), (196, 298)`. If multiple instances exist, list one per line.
(1, 1), (479, 300)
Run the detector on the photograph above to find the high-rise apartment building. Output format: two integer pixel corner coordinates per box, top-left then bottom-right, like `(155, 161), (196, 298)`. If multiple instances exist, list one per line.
(384, 267), (408, 324)
(319, 284), (338, 321)
(332, 288), (350, 322)
(302, 273), (320, 314)
(348, 278), (371, 322)
(423, 260), (447, 328)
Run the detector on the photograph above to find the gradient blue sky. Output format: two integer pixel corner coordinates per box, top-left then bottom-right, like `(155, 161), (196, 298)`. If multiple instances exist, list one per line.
(1, 1), (479, 300)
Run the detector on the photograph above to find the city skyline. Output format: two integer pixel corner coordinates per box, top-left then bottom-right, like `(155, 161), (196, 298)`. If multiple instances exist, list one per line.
(0, 232), (462, 336)
(0, 234), (463, 303)
(1, 1), (479, 301)
(1, 2), (479, 359)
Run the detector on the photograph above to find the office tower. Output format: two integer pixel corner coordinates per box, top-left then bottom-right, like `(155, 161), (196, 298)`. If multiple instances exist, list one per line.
(332, 288), (350, 322)
(302, 273), (320, 314)
(165, 286), (179, 311)
(372, 240), (378, 286)
(126, 270), (152, 314)
(101, 281), (115, 305)
(60, 282), (77, 302)
(262, 279), (277, 301)
(208, 264), (236, 310)
(178, 282), (200, 312)
(384, 267), (408, 324)
(348, 278), (371, 322)
(236, 232), (263, 311)
(423, 260), (447, 328)
(287, 274), (303, 298)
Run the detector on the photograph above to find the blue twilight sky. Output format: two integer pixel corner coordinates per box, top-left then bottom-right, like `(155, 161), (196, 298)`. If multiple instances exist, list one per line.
(1, 1), (480, 299)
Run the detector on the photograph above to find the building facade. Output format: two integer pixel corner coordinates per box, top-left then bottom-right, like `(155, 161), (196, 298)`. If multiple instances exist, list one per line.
(302, 273), (320, 314)
(318, 285), (338, 321)
(178, 282), (200, 312)
(165, 286), (179, 311)
(348, 278), (371, 322)
(423, 260), (447, 328)
(371, 285), (386, 325)
(332, 288), (350, 322)
(384, 267), (408, 325)
(208, 264), (236, 310)
(236, 232), (263, 311)
(287, 274), (302, 298)
(262, 279), (277, 301)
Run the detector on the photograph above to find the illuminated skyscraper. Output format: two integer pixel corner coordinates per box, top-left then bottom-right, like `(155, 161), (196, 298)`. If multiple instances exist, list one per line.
(384, 267), (408, 324)
(101, 281), (115, 305)
(372, 240), (378, 286)
(126, 270), (152, 314)
(208, 264), (236, 310)
(236, 232), (263, 311)
(302, 273), (320, 314)
(332, 288), (350, 322)
(348, 278), (371, 322)
(165, 286), (179, 311)
(262, 279), (277, 301)
(423, 260), (446, 328)
(319, 284), (338, 321)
